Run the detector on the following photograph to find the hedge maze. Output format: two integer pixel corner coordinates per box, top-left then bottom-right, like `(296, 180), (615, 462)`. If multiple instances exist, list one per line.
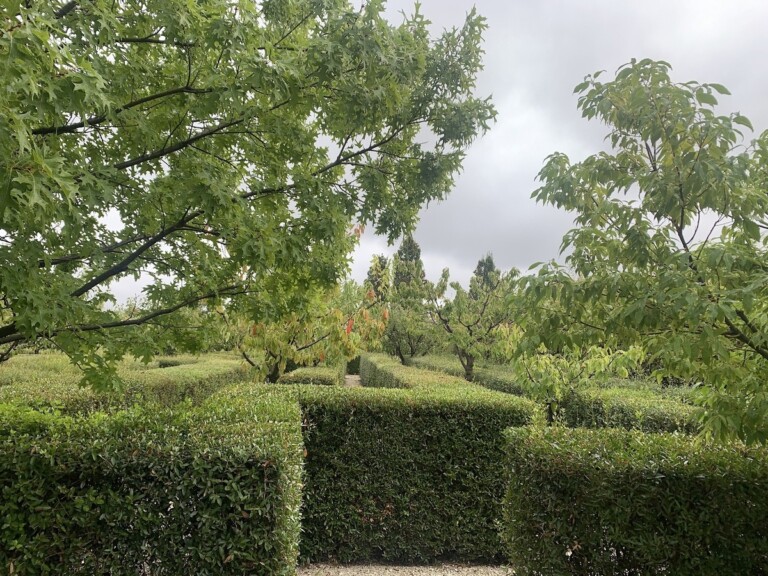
(1, 352), (766, 574)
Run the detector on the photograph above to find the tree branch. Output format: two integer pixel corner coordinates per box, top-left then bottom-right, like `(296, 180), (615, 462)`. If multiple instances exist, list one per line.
(54, 1), (78, 18)
(34, 86), (214, 136)
(0, 285), (245, 346)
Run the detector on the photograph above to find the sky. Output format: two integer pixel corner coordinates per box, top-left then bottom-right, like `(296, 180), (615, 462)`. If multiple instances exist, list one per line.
(346, 0), (768, 287)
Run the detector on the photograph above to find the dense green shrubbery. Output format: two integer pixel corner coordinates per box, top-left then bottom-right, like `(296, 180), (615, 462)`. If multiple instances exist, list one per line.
(502, 426), (768, 576)
(410, 355), (699, 432)
(409, 355), (526, 394)
(276, 353), (536, 563)
(277, 364), (345, 386)
(0, 396), (303, 576)
(563, 386), (701, 433)
(0, 353), (246, 414)
(346, 355), (361, 375)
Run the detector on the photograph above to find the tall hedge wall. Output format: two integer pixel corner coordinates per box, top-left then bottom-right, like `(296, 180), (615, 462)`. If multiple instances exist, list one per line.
(301, 354), (536, 563)
(218, 354), (536, 564)
(409, 355), (526, 395)
(502, 426), (768, 576)
(277, 364), (346, 386)
(0, 396), (303, 576)
(410, 355), (698, 433)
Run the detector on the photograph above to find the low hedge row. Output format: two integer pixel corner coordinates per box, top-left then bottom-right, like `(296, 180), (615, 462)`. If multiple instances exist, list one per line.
(0, 354), (246, 414)
(409, 355), (526, 395)
(502, 426), (768, 575)
(0, 395), (303, 576)
(410, 355), (697, 433)
(219, 354), (537, 564)
(277, 364), (345, 386)
(564, 386), (701, 434)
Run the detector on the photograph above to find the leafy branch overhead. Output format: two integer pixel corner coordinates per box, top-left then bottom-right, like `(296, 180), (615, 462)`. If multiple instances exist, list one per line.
(525, 58), (768, 443)
(0, 0), (495, 386)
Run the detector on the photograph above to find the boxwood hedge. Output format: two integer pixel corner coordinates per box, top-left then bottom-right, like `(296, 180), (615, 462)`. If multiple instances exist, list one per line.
(410, 356), (699, 433)
(409, 355), (526, 395)
(0, 396), (303, 576)
(294, 354), (536, 563)
(563, 386), (701, 434)
(502, 426), (768, 575)
(0, 354), (246, 414)
(277, 364), (346, 386)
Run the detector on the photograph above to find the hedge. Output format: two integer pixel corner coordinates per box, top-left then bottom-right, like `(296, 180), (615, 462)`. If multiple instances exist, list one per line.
(502, 426), (768, 575)
(0, 396), (303, 576)
(277, 364), (345, 386)
(0, 354), (246, 414)
(410, 356), (699, 432)
(409, 355), (526, 395)
(286, 354), (537, 563)
(563, 386), (701, 434)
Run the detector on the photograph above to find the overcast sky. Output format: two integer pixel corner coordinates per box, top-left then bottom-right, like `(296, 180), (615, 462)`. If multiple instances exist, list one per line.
(347, 0), (768, 287)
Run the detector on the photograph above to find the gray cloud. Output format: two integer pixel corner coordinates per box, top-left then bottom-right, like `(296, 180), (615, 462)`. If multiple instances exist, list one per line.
(349, 0), (768, 287)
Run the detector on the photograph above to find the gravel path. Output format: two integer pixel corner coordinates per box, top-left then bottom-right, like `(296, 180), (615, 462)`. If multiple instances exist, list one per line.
(344, 374), (362, 387)
(299, 564), (512, 575)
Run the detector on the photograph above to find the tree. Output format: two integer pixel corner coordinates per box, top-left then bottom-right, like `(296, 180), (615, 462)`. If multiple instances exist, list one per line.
(0, 0), (495, 387)
(234, 281), (384, 382)
(382, 235), (438, 363)
(469, 252), (497, 300)
(527, 58), (768, 443)
(365, 254), (391, 303)
(430, 255), (517, 381)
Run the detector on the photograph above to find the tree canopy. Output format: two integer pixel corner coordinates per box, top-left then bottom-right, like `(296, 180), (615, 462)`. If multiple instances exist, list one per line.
(381, 235), (437, 363)
(0, 0), (495, 386)
(431, 254), (517, 381)
(525, 59), (768, 443)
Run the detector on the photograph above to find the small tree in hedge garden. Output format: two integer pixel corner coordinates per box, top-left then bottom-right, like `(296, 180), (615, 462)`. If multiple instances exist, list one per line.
(232, 281), (384, 382)
(511, 344), (645, 423)
(526, 58), (768, 443)
(382, 235), (441, 363)
(365, 254), (391, 303)
(430, 254), (517, 381)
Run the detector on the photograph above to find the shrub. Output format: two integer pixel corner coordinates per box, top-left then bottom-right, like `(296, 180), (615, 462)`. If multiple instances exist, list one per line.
(0, 353), (247, 414)
(563, 386), (701, 433)
(346, 355), (361, 375)
(277, 364), (345, 386)
(0, 396), (303, 576)
(273, 354), (538, 563)
(409, 355), (526, 395)
(502, 426), (768, 576)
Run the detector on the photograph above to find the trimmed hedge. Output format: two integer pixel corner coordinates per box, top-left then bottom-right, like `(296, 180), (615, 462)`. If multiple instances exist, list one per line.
(0, 395), (303, 576)
(410, 356), (699, 432)
(563, 386), (701, 433)
(502, 426), (768, 575)
(277, 354), (537, 563)
(278, 364), (345, 386)
(0, 354), (246, 414)
(409, 355), (526, 395)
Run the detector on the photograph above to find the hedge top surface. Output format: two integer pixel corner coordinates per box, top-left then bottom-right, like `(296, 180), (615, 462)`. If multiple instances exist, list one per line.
(505, 425), (768, 476)
(361, 354), (538, 412)
(277, 365), (346, 386)
(0, 353), (247, 413)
